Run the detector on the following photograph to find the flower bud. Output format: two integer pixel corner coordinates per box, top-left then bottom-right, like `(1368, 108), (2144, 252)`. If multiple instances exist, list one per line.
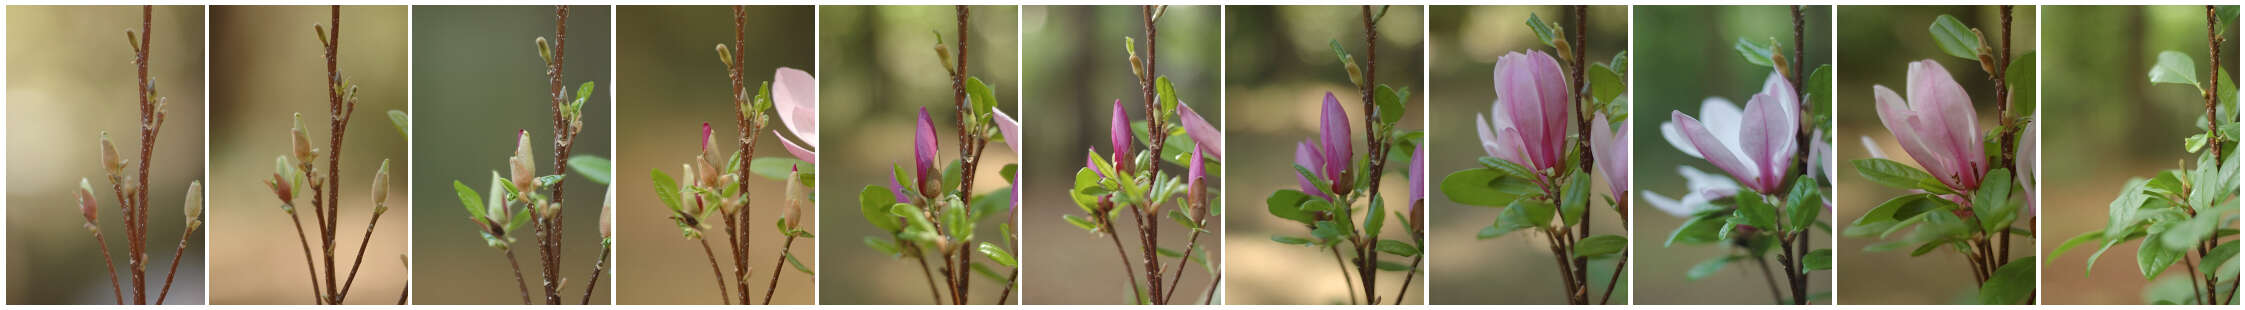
(600, 187), (616, 239)
(486, 172), (510, 226)
(183, 181), (203, 222)
(1343, 56), (1365, 88)
(696, 155), (719, 189)
(76, 178), (98, 223)
(1186, 147), (1207, 212)
(371, 159), (391, 206)
(700, 123), (719, 163)
(536, 37), (554, 65)
(292, 113), (315, 164)
(782, 166), (806, 230)
(713, 44), (734, 67)
(934, 43), (953, 74)
(100, 131), (125, 177)
(510, 130), (537, 193)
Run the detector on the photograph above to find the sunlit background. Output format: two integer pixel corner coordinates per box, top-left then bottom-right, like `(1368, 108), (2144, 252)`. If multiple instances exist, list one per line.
(1832, 5), (2037, 305)
(815, 5), (1019, 305)
(1019, 5), (1224, 305)
(1426, 5), (1628, 305)
(1223, 5), (1424, 305)
(409, 5), (612, 305)
(207, 5), (409, 305)
(2041, 5), (2237, 305)
(6, 5), (208, 305)
(1630, 5), (1832, 305)
(613, 5), (816, 305)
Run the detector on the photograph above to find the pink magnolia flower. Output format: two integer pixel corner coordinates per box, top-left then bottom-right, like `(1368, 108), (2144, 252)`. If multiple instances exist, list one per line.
(1294, 93), (1355, 199)
(1590, 113), (1629, 199)
(1477, 50), (1570, 176)
(994, 107), (1020, 154)
(1110, 100), (1134, 171)
(2018, 125), (2035, 216)
(1873, 59), (1986, 192)
(1406, 145), (1425, 230)
(1180, 102), (1223, 160)
(772, 67), (818, 164)
(1668, 70), (1798, 194)
(914, 107), (939, 197)
(1642, 165), (1742, 217)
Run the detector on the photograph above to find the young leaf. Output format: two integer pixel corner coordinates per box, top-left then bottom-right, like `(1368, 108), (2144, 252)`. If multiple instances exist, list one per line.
(455, 180), (488, 225)
(1782, 178), (1822, 233)
(785, 252), (815, 275)
(1729, 189), (1777, 231)
(1667, 214), (1727, 247)
(568, 156), (612, 185)
(1687, 255), (1736, 280)
(1271, 235), (1314, 246)
(2137, 234), (2186, 280)
(1976, 257), (2034, 305)
(1928, 15), (1982, 60)
(2149, 51), (2201, 88)
(1734, 37), (1776, 67)
(864, 236), (902, 257)
(750, 157), (810, 181)
(1972, 169), (2016, 233)
(1805, 249), (1833, 271)
(1573, 234), (1627, 257)
(1375, 85), (1405, 125)
(859, 186), (901, 232)
(965, 77), (998, 116)
(1525, 13), (1558, 47)
(1852, 158), (1948, 193)
(1589, 63), (1626, 104)
(2005, 51), (2036, 116)
(1498, 199), (1557, 234)
(1265, 190), (1316, 224)
(1442, 169), (1538, 206)
(387, 110), (409, 139)
(1376, 239), (1421, 257)
(1559, 171), (1591, 227)
(978, 242), (1018, 267)
(1155, 76), (1179, 113)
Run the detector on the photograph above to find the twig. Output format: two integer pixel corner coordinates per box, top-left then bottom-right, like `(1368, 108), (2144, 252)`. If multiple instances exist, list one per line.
(696, 238), (731, 304)
(1100, 216), (1145, 304)
(1598, 254), (1627, 305)
(1751, 254), (1784, 304)
(1391, 256), (1422, 305)
(995, 269), (1020, 305)
(760, 236), (800, 304)
(908, 243), (943, 304)
(335, 210), (387, 302)
(580, 241), (611, 305)
(92, 229), (124, 305)
(1160, 222), (1207, 302)
(501, 248), (532, 305)
(1329, 247), (1359, 304)
(154, 226), (195, 304)
(284, 207), (323, 304)
(1201, 274), (1223, 305)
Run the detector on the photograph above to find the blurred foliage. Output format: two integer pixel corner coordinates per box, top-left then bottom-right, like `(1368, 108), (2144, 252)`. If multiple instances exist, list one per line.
(1630, 5), (1832, 305)
(2040, 5), (2238, 305)
(408, 5), (611, 305)
(1223, 5), (1424, 305)
(6, 5), (208, 305)
(816, 5), (1018, 305)
(207, 5), (409, 305)
(1018, 5), (1223, 305)
(1426, 5), (1628, 305)
(612, 5), (816, 305)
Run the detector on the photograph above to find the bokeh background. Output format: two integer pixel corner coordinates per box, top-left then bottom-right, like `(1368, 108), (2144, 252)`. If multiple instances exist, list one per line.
(1631, 5), (1832, 305)
(2041, 5), (2238, 305)
(207, 6), (409, 305)
(816, 5), (1020, 305)
(5, 5), (208, 305)
(1834, 6), (2038, 305)
(409, 5), (612, 305)
(1426, 5), (1628, 305)
(613, 5), (816, 305)
(1018, 5), (1224, 305)
(1224, 5), (1425, 305)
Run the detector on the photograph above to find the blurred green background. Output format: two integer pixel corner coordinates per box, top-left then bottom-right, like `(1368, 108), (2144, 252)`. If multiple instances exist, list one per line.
(1224, 5), (1424, 305)
(209, 5), (408, 305)
(1631, 5), (1832, 305)
(409, 5), (612, 305)
(1426, 5), (1628, 305)
(613, 5), (816, 305)
(816, 5), (1019, 305)
(2040, 5), (2238, 305)
(1834, 6), (2036, 305)
(6, 5), (207, 305)
(1019, 5), (1223, 305)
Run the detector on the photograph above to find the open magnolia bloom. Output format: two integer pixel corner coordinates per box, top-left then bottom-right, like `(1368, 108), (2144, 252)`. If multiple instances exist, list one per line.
(773, 67), (819, 164)
(1667, 70), (1799, 194)
(1590, 113), (1629, 200)
(1476, 50), (1570, 181)
(1873, 59), (1986, 192)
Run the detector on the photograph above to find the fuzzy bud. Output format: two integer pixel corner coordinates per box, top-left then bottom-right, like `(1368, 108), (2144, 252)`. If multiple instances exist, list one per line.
(1343, 56), (1365, 88)
(700, 123), (719, 163)
(782, 166), (806, 230)
(714, 44), (734, 67)
(600, 187), (615, 239)
(934, 43), (954, 74)
(371, 159), (392, 207)
(696, 156), (719, 189)
(76, 178), (98, 224)
(536, 37), (554, 65)
(182, 181), (203, 223)
(486, 172), (510, 227)
(292, 113), (315, 164)
(510, 130), (537, 194)
(100, 131), (125, 178)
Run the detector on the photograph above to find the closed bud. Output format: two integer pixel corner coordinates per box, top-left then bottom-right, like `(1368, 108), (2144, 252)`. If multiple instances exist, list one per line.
(536, 37), (554, 65)
(1772, 52), (1791, 80)
(1553, 38), (1574, 63)
(76, 178), (98, 223)
(510, 130), (537, 193)
(696, 156), (719, 189)
(486, 172), (509, 226)
(371, 159), (391, 206)
(782, 166), (806, 230)
(1129, 54), (1145, 80)
(183, 181), (203, 222)
(291, 113), (314, 164)
(714, 44), (734, 67)
(1343, 56), (1365, 88)
(100, 132), (125, 177)
(934, 44), (954, 74)
(600, 188), (615, 239)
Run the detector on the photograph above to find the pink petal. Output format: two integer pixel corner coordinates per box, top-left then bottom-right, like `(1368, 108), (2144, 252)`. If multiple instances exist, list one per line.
(777, 130), (817, 164)
(1111, 100), (1133, 158)
(1475, 113), (1530, 169)
(1874, 84), (1955, 185)
(1319, 92), (1353, 176)
(914, 107), (939, 186)
(1673, 111), (1765, 194)
(773, 67), (819, 146)
(1294, 141), (1328, 199)
(1590, 113), (1628, 197)
(1179, 102), (1223, 160)
(993, 107), (1020, 154)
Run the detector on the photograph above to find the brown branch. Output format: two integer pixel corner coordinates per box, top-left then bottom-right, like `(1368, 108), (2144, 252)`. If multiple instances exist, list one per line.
(1598, 254), (1627, 305)
(1329, 247), (1360, 305)
(335, 211), (387, 303)
(284, 207), (323, 304)
(580, 241), (611, 305)
(501, 247), (532, 305)
(131, 5), (156, 304)
(696, 237), (731, 304)
(760, 236), (800, 305)
(1160, 220), (1208, 302)
(1392, 255), (1422, 305)
(2211, 5), (2225, 159)
(92, 228), (124, 304)
(1100, 215), (1145, 304)
(153, 225), (195, 304)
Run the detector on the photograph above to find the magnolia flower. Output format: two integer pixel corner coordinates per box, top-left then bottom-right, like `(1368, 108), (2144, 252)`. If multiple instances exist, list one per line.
(1294, 93), (1355, 199)
(1187, 147), (1208, 211)
(914, 107), (939, 198)
(510, 130), (538, 194)
(1406, 145), (1426, 232)
(1590, 113), (1629, 199)
(1180, 102), (1223, 160)
(1642, 166), (1742, 217)
(1873, 59), (1986, 191)
(2018, 125), (2036, 216)
(1110, 100), (1134, 172)
(1479, 50), (1570, 178)
(995, 107), (1020, 154)
(773, 67), (819, 164)
(1668, 70), (1798, 194)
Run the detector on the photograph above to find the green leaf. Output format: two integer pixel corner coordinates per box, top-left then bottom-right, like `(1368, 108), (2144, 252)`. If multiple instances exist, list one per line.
(2048, 230), (2104, 265)
(1365, 199), (1387, 239)
(965, 77), (998, 115)
(1977, 257), (2034, 305)
(750, 157), (811, 181)
(1973, 169), (2016, 233)
(454, 181), (488, 225)
(1734, 37), (1776, 67)
(575, 81), (597, 104)
(978, 242), (1018, 267)
(858, 186), (901, 232)
(1265, 190), (1316, 224)
(1852, 158), (1947, 193)
(1155, 76), (1178, 113)
(2105, 179), (2153, 237)
(1271, 235), (1313, 246)
(1374, 85), (1405, 125)
(567, 156), (612, 185)
(1062, 214), (1100, 233)
(1496, 199), (1557, 235)
(1805, 249), (1833, 271)
(1782, 178), (1822, 233)
(1807, 64), (1834, 120)
(785, 252), (814, 275)
(2006, 51), (2036, 116)
(2162, 205), (2233, 250)
(1169, 209), (1201, 230)
(1524, 13), (1558, 47)
(2187, 134), (2211, 153)
(1376, 239), (1421, 257)
(651, 170), (682, 212)
(1376, 260), (1412, 271)
(2150, 51), (2201, 88)
(1667, 213), (1727, 246)
(387, 110), (409, 139)
(940, 159), (965, 197)
(2203, 240), (2238, 279)
(1589, 63), (1625, 104)
(506, 208), (532, 233)
(1559, 171), (1591, 227)
(1729, 189), (1777, 230)
(2138, 234), (2186, 280)
(1573, 234), (1627, 257)
(1687, 255), (1736, 280)
(864, 236), (901, 257)
(1441, 169), (1539, 206)
(1928, 15), (1982, 60)
(1846, 193), (1938, 237)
